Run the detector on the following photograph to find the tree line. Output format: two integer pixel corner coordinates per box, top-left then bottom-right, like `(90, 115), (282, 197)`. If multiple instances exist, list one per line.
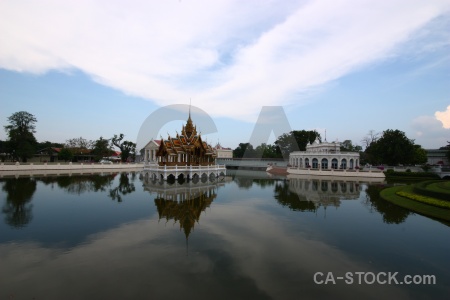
(1, 111), (136, 162)
(233, 128), (450, 166)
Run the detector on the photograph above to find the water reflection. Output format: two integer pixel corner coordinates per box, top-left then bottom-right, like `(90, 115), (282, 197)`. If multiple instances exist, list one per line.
(281, 175), (363, 210)
(363, 184), (411, 224)
(0, 173), (138, 229)
(142, 175), (226, 238)
(1, 177), (36, 228)
(109, 173), (136, 202)
(40, 174), (116, 194)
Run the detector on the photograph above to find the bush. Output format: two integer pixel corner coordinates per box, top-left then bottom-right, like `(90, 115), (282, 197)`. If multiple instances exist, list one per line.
(413, 180), (450, 201)
(396, 191), (450, 209)
(384, 171), (439, 179)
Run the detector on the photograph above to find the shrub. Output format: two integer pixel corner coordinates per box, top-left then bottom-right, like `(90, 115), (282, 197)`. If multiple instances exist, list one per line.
(396, 191), (450, 209)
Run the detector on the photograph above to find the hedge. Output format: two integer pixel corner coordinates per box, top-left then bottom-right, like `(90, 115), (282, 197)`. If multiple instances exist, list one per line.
(396, 191), (450, 209)
(412, 180), (450, 202)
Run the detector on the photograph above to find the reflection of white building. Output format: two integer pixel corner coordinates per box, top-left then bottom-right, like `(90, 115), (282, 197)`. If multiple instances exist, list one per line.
(289, 140), (359, 169)
(287, 175), (362, 208)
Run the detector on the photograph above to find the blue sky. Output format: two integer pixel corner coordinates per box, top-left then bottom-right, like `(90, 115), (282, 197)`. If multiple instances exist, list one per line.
(1, 0), (449, 151)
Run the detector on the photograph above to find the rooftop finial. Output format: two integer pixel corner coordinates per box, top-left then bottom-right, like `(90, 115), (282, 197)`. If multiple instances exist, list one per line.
(189, 98), (191, 120)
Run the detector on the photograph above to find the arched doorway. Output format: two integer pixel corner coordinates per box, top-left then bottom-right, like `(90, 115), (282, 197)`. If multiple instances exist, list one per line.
(331, 158), (338, 169)
(321, 158), (328, 169)
(312, 158), (318, 169)
(341, 159), (347, 169)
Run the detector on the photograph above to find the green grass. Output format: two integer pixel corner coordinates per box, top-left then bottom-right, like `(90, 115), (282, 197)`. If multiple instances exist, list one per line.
(380, 185), (450, 222)
(431, 181), (450, 192)
(412, 180), (450, 201)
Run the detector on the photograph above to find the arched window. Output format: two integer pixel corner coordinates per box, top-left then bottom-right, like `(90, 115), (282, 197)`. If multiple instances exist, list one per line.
(331, 158), (338, 169)
(312, 158), (318, 169)
(321, 158), (328, 169)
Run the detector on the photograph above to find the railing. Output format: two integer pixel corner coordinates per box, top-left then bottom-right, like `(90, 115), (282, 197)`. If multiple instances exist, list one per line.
(288, 167), (383, 173)
(144, 164), (226, 170)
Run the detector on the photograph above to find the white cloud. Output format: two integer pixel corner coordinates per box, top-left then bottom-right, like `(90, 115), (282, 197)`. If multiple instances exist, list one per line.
(411, 114), (450, 148)
(1, 0), (449, 121)
(435, 105), (450, 129)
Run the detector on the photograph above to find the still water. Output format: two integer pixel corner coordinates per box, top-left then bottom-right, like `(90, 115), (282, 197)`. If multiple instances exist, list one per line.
(1, 170), (449, 299)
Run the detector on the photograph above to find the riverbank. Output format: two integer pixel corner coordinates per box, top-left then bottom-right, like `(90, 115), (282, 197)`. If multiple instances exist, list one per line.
(380, 181), (450, 222)
(0, 162), (143, 177)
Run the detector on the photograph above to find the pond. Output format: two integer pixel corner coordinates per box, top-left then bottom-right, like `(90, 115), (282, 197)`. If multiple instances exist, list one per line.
(1, 170), (449, 299)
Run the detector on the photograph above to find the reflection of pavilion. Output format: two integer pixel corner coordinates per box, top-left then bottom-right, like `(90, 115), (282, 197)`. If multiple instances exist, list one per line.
(286, 175), (364, 208)
(142, 176), (227, 238)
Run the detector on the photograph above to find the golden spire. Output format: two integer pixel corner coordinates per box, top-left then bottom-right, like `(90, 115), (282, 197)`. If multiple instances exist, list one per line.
(184, 100), (196, 138)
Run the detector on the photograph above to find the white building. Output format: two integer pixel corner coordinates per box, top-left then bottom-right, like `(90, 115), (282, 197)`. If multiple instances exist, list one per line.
(214, 143), (233, 159)
(289, 140), (360, 170)
(143, 139), (161, 163)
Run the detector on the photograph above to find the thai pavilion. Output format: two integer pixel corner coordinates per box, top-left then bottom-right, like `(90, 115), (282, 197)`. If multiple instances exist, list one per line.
(143, 111), (226, 180)
(289, 139), (360, 170)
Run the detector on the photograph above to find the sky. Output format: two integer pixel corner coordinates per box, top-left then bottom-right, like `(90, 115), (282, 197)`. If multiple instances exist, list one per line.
(1, 0), (449, 151)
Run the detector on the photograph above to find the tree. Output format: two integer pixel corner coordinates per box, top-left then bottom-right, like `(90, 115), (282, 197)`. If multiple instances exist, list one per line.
(361, 130), (380, 150)
(0, 140), (9, 162)
(254, 143), (282, 158)
(4, 111), (38, 162)
(65, 137), (93, 149)
(340, 140), (362, 152)
(58, 148), (74, 162)
(91, 137), (111, 161)
(413, 145), (427, 165)
(365, 129), (415, 165)
(111, 134), (136, 162)
(233, 143), (256, 158)
(275, 130), (321, 157)
(36, 141), (64, 150)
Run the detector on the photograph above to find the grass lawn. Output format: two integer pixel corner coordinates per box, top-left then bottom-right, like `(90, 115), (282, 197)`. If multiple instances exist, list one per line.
(430, 181), (450, 193)
(380, 185), (450, 222)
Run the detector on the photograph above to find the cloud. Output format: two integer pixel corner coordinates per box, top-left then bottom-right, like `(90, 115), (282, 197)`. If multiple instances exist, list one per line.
(411, 114), (450, 148)
(1, 0), (449, 121)
(435, 105), (450, 129)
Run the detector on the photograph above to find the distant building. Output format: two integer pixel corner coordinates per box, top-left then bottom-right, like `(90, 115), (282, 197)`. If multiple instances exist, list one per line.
(142, 139), (161, 163)
(213, 143), (233, 159)
(289, 139), (360, 169)
(426, 149), (449, 165)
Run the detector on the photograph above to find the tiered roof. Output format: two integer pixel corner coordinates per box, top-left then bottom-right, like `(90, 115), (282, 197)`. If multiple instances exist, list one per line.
(155, 111), (216, 162)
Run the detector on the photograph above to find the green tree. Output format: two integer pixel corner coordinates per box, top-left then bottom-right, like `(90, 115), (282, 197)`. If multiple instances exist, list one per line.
(36, 141), (64, 150)
(255, 143), (282, 158)
(0, 140), (9, 162)
(365, 129), (415, 165)
(233, 143), (256, 158)
(4, 111), (38, 162)
(58, 148), (74, 162)
(340, 140), (362, 152)
(413, 145), (427, 165)
(92, 137), (111, 161)
(111, 134), (136, 162)
(275, 130), (321, 157)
